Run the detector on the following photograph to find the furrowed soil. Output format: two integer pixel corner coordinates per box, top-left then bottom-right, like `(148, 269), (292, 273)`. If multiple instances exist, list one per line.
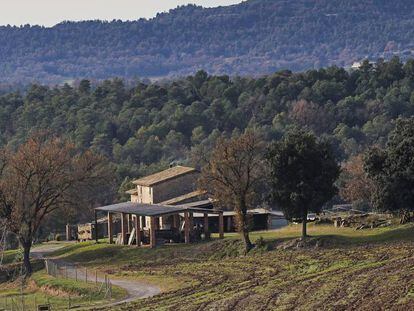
(51, 224), (414, 311)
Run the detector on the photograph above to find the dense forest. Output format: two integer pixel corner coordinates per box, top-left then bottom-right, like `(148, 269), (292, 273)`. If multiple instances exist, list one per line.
(0, 58), (413, 204)
(2, 0), (414, 84)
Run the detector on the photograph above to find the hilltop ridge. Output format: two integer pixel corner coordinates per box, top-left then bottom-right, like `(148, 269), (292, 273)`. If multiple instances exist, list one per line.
(2, 0), (414, 83)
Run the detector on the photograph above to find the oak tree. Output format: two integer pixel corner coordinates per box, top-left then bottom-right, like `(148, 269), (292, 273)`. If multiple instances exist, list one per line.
(364, 117), (414, 222)
(199, 131), (266, 253)
(267, 129), (340, 239)
(0, 135), (113, 275)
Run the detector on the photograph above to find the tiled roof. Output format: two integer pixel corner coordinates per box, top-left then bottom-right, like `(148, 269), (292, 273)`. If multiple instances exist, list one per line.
(132, 166), (197, 186)
(160, 190), (207, 205)
(125, 189), (138, 195)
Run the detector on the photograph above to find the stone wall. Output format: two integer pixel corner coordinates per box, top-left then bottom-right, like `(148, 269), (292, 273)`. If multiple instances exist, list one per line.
(152, 172), (199, 204)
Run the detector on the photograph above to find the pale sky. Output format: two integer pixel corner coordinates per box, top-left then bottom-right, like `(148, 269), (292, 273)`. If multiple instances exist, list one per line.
(0, 0), (244, 27)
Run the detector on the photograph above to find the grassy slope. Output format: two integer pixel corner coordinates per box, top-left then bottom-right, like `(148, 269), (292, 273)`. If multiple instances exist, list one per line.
(1, 249), (21, 265)
(47, 223), (414, 310)
(0, 270), (126, 310)
(0, 245), (126, 310)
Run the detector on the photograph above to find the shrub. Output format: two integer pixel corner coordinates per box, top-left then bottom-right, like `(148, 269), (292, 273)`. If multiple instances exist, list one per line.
(55, 234), (63, 241)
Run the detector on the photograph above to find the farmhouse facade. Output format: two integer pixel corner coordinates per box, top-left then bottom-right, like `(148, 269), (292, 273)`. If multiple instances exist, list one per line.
(91, 165), (282, 247)
(129, 166), (200, 204)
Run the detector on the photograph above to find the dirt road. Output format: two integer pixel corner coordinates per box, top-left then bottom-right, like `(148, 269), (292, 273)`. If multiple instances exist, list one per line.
(31, 243), (161, 306)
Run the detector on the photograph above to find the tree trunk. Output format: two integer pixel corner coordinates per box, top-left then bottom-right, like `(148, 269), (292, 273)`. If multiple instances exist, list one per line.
(400, 210), (411, 224)
(301, 210), (308, 240)
(241, 223), (253, 253)
(22, 242), (32, 276)
(237, 200), (252, 253)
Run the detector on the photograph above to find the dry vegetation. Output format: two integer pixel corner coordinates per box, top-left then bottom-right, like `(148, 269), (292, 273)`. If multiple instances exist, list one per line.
(43, 223), (414, 311)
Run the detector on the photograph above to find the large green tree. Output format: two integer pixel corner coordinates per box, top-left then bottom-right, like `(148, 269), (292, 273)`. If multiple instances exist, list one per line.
(266, 129), (340, 239)
(364, 117), (414, 222)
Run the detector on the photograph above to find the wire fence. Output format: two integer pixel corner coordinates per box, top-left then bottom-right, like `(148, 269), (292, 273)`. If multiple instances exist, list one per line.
(44, 259), (113, 299)
(0, 259), (114, 311)
(0, 295), (52, 311)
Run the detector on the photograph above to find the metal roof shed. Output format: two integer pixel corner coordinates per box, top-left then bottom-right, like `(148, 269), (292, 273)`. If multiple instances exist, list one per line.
(94, 202), (224, 248)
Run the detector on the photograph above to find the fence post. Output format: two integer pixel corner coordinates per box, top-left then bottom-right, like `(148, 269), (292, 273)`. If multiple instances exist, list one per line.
(95, 270), (98, 284)
(85, 268), (88, 283)
(21, 289), (25, 311)
(110, 281), (112, 299)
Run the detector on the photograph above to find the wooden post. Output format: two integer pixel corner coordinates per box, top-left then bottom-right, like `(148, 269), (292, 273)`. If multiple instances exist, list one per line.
(189, 212), (193, 231)
(203, 213), (209, 238)
(121, 213), (127, 245)
(267, 214), (272, 230)
(135, 215), (141, 247)
(172, 214), (180, 229)
(227, 216), (232, 232)
(219, 212), (224, 239)
(108, 212), (113, 244)
(66, 224), (71, 241)
(184, 211), (190, 244)
(150, 217), (156, 248)
(94, 210), (99, 243)
(128, 214), (132, 233)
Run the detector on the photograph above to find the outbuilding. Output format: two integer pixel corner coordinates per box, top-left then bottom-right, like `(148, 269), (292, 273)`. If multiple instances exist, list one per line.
(94, 202), (224, 248)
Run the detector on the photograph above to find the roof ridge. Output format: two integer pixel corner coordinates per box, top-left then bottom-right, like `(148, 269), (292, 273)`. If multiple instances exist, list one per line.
(132, 166), (197, 186)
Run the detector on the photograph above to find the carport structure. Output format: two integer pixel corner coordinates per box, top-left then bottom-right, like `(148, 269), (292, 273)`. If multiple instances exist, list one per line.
(94, 202), (224, 248)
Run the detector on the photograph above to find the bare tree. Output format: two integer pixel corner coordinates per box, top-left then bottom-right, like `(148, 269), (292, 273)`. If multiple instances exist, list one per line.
(0, 134), (114, 275)
(339, 154), (374, 209)
(198, 131), (266, 253)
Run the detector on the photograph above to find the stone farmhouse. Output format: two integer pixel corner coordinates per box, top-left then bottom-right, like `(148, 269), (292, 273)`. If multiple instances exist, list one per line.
(88, 165), (283, 248)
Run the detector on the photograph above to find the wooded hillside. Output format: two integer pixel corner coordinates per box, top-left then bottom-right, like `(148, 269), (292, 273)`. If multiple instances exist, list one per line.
(0, 58), (413, 198)
(2, 0), (414, 83)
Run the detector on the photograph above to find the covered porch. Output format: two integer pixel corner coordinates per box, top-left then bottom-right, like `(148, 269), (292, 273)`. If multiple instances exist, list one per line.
(94, 202), (224, 248)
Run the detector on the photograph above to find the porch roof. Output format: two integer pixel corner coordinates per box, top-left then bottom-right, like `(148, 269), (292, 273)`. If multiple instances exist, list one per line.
(95, 201), (221, 217)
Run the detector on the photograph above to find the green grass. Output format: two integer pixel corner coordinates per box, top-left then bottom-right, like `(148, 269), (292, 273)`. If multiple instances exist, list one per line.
(220, 222), (414, 243)
(1, 249), (22, 265)
(31, 270), (125, 299)
(0, 269), (126, 310)
(3, 223), (412, 310)
(49, 223), (414, 266)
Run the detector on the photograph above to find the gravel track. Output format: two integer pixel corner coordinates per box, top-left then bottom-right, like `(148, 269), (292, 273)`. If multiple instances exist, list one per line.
(31, 243), (161, 307)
